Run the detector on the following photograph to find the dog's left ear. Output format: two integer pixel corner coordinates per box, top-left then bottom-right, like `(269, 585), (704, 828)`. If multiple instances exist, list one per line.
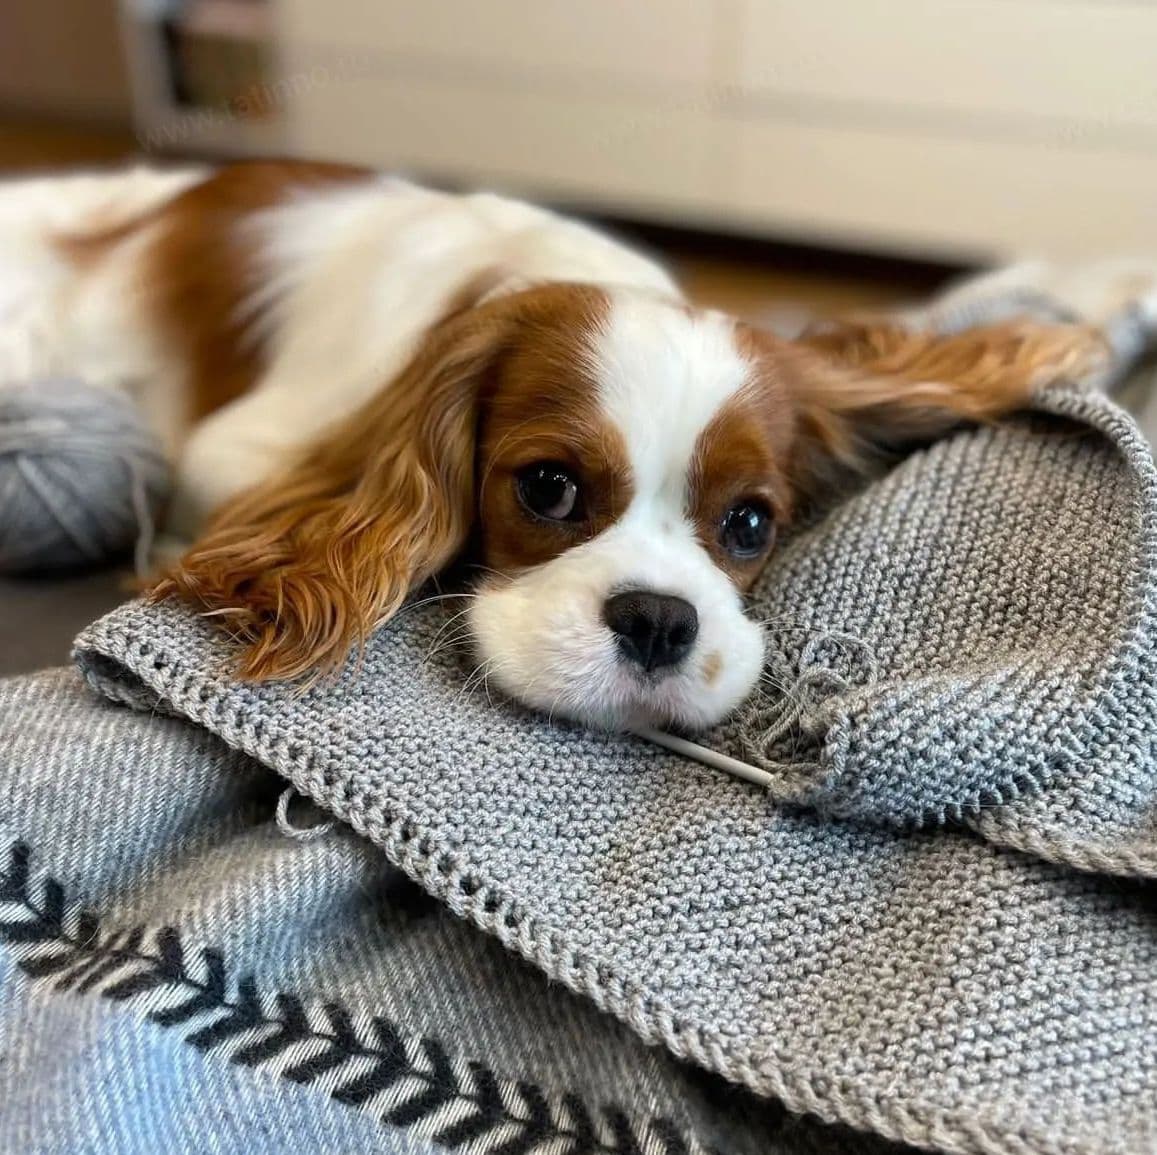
(152, 292), (528, 681)
(752, 317), (1110, 505)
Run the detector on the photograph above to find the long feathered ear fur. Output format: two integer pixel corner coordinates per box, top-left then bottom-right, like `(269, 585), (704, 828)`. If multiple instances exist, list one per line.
(769, 316), (1112, 505)
(151, 295), (523, 681)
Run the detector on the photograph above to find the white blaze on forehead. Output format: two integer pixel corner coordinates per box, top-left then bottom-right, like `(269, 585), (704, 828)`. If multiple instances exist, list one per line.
(469, 292), (766, 730)
(589, 293), (751, 508)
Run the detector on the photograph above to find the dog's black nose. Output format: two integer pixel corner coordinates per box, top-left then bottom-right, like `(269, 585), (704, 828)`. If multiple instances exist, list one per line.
(603, 591), (699, 672)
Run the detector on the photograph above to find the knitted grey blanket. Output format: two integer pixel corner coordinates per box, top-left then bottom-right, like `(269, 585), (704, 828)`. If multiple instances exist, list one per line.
(73, 269), (1157, 1155)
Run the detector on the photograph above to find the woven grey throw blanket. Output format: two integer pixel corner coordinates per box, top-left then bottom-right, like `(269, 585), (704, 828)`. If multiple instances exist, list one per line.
(70, 268), (1157, 1154)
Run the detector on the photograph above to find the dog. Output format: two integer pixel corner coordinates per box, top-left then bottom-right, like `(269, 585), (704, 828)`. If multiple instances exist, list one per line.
(0, 161), (1112, 729)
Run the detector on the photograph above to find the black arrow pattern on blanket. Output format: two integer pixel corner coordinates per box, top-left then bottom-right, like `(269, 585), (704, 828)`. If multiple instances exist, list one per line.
(1, 840), (708, 1155)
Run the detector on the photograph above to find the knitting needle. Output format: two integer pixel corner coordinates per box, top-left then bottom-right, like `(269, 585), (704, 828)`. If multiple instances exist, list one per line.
(633, 727), (774, 788)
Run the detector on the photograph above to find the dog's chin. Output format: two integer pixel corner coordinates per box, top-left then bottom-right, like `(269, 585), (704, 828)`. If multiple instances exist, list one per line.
(467, 628), (764, 733)
(465, 560), (767, 733)
(477, 664), (719, 731)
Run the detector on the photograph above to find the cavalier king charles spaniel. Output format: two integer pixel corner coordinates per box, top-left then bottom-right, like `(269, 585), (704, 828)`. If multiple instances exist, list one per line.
(2, 161), (1110, 729)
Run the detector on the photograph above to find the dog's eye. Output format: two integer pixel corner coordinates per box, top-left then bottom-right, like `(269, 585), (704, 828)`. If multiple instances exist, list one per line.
(516, 462), (583, 521)
(719, 499), (775, 558)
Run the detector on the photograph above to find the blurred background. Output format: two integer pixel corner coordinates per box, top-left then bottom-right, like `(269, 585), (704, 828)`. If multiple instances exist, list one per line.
(8, 0), (1157, 300)
(1, 0), (1155, 671)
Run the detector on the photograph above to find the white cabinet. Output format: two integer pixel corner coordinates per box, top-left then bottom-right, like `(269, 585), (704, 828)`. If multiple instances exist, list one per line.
(735, 0), (1157, 132)
(274, 0), (1157, 261)
(283, 0), (717, 88)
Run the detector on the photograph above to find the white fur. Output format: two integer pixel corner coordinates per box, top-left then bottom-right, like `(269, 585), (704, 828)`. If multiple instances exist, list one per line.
(166, 178), (680, 532)
(0, 167), (206, 452)
(0, 167), (678, 531)
(2, 166), (765, 729)
(469, 293), (765, 730)
(6, 167), (1154, 729)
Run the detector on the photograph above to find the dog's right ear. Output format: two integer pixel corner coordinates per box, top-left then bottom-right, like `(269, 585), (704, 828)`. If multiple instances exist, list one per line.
(748, 317), (1110, 506)
(151, 291), (529, 681)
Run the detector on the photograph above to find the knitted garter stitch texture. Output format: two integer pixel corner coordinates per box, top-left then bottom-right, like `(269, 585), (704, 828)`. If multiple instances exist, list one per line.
(74, 273), (1157, 1154)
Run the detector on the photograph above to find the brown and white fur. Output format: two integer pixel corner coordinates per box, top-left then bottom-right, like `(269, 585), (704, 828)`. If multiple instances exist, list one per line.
(0, 161), (1119, 730)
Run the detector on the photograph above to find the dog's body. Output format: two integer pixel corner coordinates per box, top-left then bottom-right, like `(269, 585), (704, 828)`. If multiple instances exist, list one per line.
(0, 163), (677, 531)
(0, 161), (1115, 730)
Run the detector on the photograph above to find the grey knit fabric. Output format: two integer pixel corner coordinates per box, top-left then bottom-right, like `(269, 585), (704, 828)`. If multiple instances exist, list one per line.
(735, 387), (1157, 870)
(71, 275), (1157, 1154)
(71, 590), (1157, 1155)
(6, 667), (886, 1155)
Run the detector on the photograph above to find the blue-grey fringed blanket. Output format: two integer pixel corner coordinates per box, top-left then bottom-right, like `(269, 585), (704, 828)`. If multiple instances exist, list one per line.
(4, 265), (1157, 1155)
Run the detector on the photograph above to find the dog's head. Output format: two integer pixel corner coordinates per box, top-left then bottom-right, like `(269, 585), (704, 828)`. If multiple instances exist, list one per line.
(158, 282), (1070, 729)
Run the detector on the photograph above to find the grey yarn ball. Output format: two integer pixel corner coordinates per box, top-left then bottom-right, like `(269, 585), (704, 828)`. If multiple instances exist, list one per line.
(0, 380), (172, 575)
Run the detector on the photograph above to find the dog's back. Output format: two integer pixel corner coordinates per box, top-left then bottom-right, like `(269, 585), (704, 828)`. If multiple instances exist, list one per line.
(0, 161), (678, 535)
(0, 166), (207, 449)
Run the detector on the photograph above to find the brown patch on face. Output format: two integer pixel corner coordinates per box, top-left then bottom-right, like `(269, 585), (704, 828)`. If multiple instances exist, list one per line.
(153, 281), (596, 681)
(701, 650), (723, 686)
(742, 315), (1109, 509)
(688, 327), (798, 587)
(61, 160), (369, 424)
(476, 285), (634, 574)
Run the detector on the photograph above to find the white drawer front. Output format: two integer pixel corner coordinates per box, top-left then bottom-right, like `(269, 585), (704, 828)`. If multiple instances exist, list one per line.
(279, 0), (717, 88)
(280, 52), (722, 213)
(725, 116), (1157, 261)
(736, 0), (1157, 134)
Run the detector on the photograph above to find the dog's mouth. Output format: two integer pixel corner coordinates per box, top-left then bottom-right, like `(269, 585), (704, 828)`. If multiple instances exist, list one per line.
(463, 577), (765, 733)
(544, 661), (730, 733)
